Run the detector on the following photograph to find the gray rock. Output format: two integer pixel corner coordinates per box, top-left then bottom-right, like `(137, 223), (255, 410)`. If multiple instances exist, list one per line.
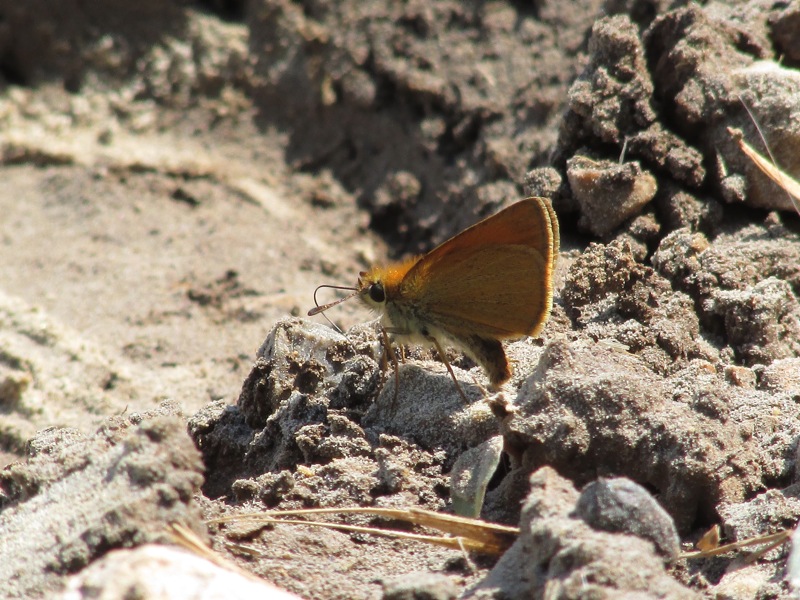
(575, 477), (680, 559)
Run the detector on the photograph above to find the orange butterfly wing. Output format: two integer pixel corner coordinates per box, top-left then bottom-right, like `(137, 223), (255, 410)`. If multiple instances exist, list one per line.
(399, 197), (558, 339)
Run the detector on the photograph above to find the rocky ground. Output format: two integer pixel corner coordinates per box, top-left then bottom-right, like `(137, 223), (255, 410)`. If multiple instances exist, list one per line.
(1, 1), (800, 598)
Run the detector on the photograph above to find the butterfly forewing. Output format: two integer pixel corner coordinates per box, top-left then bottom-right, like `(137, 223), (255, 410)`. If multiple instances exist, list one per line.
(400, 198), (557, 338)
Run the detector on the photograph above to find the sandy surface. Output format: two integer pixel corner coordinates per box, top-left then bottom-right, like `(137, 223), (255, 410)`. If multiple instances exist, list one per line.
(2, 1), (800, 599)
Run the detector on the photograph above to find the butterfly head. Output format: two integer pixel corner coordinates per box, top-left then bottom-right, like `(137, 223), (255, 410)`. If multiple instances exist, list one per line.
(356, 269), (388, 311)
(356, 256), (421, 312)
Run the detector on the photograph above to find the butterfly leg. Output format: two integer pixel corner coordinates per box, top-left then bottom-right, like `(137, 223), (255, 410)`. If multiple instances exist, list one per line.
(379, 326), (400, 406)
(429, 336), (469, 403)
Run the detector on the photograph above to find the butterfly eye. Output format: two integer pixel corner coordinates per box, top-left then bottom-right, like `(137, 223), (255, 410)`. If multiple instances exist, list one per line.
(368, 283), (386, 303)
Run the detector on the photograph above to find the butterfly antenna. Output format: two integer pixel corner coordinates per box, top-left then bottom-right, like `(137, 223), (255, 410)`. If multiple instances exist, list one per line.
(308, 284), (359, 332)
